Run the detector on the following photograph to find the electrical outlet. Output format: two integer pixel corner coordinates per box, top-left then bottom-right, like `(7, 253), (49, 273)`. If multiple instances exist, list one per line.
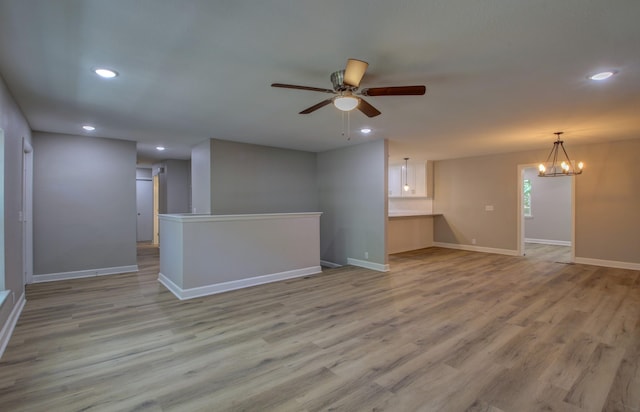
(364, 252), (369, 259)
(471, 238), (477, 245)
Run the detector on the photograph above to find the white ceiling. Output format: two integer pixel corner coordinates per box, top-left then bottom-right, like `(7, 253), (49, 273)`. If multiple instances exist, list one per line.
(1, 0), (639, 164)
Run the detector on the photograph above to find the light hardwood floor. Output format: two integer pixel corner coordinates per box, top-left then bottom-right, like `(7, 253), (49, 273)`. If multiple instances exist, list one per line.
(524, 243), (572, 264)
(1, 244), (639, 411)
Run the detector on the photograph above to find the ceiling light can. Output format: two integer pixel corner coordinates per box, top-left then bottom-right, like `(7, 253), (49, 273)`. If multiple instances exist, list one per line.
(589, 71), (615, 81)
(93, 68), (118, 78)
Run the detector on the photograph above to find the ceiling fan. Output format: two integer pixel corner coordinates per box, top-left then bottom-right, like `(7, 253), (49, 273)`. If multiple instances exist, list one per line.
(271, 59), (426, 118)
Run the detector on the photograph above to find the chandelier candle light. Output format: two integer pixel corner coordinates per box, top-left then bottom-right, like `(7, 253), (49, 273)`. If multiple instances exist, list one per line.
(538, 132), (584, 177)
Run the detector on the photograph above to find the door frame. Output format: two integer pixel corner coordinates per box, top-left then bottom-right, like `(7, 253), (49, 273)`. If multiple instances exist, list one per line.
(153, 174), (159, 245)
(517, 163), (575, 262)
(136, 177), (154, 242)
(23, 138), (33, 284)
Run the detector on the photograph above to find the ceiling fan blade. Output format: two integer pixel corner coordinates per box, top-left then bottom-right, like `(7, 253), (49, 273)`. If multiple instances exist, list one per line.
(299, 98), (334, 114)
(343, 59), (369, 88)
(271, 83), (336, 94)
(360, 85), (426, 96)
(357, 98), (381, 118)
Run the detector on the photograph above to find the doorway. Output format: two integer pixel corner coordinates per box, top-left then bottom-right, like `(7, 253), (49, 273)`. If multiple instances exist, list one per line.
(153, 174), (159, 245)
(136, 167), (153, 242)
(23, 138), (33, 284)
(517, 164), (575, 263)
(136, 177), (153, 242)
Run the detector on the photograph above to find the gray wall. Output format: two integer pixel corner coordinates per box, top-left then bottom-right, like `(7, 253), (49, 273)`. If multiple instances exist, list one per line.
(0, 74), (31, 331)
(574, 139), (640, 263)
(434, 138), (640, 264)
(166, 159), (191, 214)
(33, 132), (137, 275)
(191, 138), (387, 268)
(154, 159), (191, 214)
(317, 139), (388, 266)
(209, 139), (319, 214)
(523, 167), (571, 243)
(136, 167), (152, 180)
(191, 139), (212, 214)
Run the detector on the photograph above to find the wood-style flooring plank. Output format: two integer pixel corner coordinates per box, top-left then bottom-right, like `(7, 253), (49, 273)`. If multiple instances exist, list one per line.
(0, 244), (639, 411)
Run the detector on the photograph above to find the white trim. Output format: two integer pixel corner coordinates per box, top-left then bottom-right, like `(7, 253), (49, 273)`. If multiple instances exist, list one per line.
(347, 258), (390, 272)
(157, 273), (184, 299)
(574, 257), (640, 271)
(433, 242), (519, 256)
(158, 266), (322, 300)
(22, 137), (34, 285)
(525, 238), (572, 247)
(0, 290), (9, 306)
(159, 212), (322, 223)
(32, 265), (138, 283)
(320, 260), (342, 269)
(0, 292), (26, 359)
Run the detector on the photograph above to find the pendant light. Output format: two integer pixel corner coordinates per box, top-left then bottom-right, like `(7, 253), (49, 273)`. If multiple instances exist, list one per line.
(538, 132), (584, 177)
(403, 158), (410, 192)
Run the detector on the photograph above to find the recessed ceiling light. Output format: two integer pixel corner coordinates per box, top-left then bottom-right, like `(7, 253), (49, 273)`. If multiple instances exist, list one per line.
(82, 125), (96, 131)
(360, 128), (372, 134)
(94, 68), (118, 78)
(589, 71), (615, 81)
(156, 146), (166, 151)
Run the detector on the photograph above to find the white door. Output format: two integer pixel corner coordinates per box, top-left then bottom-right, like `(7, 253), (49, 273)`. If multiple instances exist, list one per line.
(136, 179), (153, 242)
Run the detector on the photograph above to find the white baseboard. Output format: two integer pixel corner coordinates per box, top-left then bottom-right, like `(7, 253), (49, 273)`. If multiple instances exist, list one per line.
(0, 291), (9, 307)
(158, 266), (323, 300)
(433, 242), (638, 270)
(32, 265), (139, 283)
(158, 273), (184, 299)
(347, 258), (390, 272)
(0, 292), (26, 359)
(525, 238), (572, 247)
(574, 257), (640, 271)
(320, 260), (342, 269)
(433, 242), (519, 257)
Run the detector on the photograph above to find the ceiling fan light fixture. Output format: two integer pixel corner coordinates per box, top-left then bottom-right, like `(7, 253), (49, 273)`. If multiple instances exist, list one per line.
(333, 95), (359, 112)
(271, 58), (425, 117)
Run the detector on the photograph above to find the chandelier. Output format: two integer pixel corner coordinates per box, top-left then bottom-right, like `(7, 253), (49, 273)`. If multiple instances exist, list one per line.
(538, 132), (583, 177)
